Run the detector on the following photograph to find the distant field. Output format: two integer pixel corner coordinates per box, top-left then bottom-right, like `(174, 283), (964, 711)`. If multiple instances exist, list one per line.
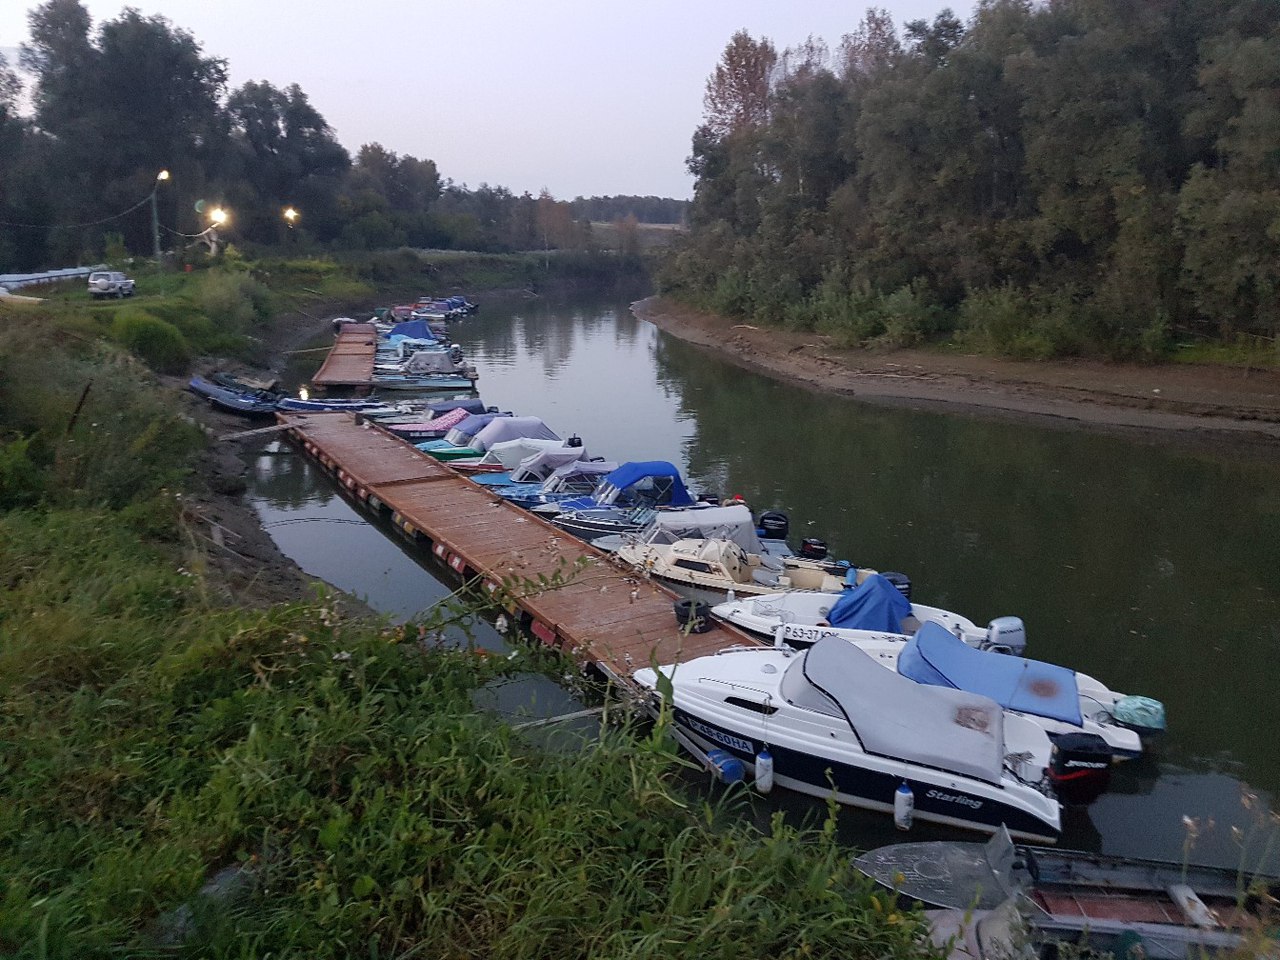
(590, 220), (686, 250)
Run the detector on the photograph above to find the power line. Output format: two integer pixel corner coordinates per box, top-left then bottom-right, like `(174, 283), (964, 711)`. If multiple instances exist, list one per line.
(0, 191), (154, 229)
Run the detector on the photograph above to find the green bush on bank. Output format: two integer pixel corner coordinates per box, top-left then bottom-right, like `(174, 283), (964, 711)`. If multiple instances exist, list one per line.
(110, 309), (192, 372)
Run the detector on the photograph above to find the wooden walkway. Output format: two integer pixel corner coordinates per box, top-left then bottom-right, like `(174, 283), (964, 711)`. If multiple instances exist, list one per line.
(279, 412), (762, 685)
(310, 323), (377, 389)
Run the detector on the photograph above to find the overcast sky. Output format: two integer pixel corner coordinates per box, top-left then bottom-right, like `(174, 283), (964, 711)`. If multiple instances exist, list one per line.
(2, 1), (975, 200)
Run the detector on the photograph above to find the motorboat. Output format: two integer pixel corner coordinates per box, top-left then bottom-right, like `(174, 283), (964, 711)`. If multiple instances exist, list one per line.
(187, 375), (280, 417)
(535, 461), (704, 542)
(450, 436), (583, 475)
(495, 459), (619, 510)
(856, 826), (1278, 959)
(416, 413), (513, 456)
(420, 416), (561, 462)
(610, 503), (877, 605)
(632, 636), (1114, 842)
(717, 576), (1164, 763)
(713, 575), (1014, 652)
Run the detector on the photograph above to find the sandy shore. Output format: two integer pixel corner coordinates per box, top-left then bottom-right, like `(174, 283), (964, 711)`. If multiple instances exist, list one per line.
(633, 296), (1280, 456)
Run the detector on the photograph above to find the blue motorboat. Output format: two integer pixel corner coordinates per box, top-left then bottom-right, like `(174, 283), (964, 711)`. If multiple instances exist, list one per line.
(535, 461), (703, 541)
(188, 375), (280, 417)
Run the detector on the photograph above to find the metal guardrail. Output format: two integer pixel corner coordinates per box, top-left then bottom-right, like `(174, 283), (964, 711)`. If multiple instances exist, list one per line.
(0, 265), (107, 291)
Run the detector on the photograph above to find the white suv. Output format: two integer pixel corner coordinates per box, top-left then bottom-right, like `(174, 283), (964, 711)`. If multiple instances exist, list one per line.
(88, 271), (136, 299)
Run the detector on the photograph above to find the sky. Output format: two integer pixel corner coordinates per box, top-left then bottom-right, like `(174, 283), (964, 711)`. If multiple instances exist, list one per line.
(1, 1), (975, 201)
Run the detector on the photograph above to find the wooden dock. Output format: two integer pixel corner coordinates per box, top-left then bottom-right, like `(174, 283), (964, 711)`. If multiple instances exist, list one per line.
(279, 412), (762, 684)
(310, 322), (377, 389)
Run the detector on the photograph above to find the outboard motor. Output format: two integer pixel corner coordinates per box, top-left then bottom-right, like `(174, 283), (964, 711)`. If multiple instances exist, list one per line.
(758, 511), (790, 541)
(449, 343), (465, 364)
(984, 616), (1026, 655)
(1048, 733), (1112, 805)
(799, 537), (829, 560)
(879, 571), (912, 601)
(566, 434), (584, 448)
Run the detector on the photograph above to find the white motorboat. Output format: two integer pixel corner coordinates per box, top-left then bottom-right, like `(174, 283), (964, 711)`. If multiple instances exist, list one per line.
(714, 575), (1164, 763)
(712, 577), (1027, 653)
(613, 504), (882, 605)
(633, 637), (1115, 842)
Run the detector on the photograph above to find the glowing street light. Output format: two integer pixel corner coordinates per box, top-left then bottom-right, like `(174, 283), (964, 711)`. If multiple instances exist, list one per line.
(283, 206), (299, 226)
(209, 207), (229, 226)
(150, 169), (171, 261)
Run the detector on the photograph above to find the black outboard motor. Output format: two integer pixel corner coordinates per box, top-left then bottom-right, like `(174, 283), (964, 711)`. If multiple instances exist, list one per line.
(566, 434), (583, 448)
(1047, 733), (1112, 805)
(879, 571), (912, 601)
(799, 537), (829, 560)
(758, 511), (790, 541)
(449, 343), (465, 364)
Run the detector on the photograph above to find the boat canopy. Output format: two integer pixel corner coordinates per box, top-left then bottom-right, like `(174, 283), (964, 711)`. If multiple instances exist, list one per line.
(473, 439), (572, 471)
(638, 504), (762, 551)
(899, 622), (1082, 726)
(387, 319), (439, 341)
(541, 459), (618, 493)
(471, 416), (560, 452)
(427, 397), (487, 415)
(587, 461), (694, 508)
(826, 573), (913, 632)
(404, 350), (458, 374)
(442, 413), (509, 446)
(507, 447), (588, 482)
(801, 636), (1006, 785)
(423, 407), (473, 433)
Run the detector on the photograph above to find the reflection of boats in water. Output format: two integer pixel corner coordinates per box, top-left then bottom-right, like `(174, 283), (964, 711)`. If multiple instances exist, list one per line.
(856, 825), (1279, 959)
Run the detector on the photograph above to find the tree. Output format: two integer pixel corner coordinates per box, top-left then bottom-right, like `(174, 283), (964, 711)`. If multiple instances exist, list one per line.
(702, 30), (777, 139)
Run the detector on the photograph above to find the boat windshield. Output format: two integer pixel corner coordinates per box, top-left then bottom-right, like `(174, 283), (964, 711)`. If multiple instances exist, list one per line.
(779, 657), (843, 719)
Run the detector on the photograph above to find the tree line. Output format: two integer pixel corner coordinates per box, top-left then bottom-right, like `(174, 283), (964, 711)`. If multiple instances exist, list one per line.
(660, 0), (1280, 357)
(0, 0), (687, 273)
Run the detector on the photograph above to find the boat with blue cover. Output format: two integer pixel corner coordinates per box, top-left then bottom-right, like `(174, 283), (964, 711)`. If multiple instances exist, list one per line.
(534, 461), (704, 541)
(633, 635), (1105, 843)
(494, 459), (620, 511)
(717, 577), (1162, 764)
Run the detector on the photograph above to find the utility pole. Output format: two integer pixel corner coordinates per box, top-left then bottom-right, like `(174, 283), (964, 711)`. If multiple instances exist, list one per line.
(151, 170), (170, 261)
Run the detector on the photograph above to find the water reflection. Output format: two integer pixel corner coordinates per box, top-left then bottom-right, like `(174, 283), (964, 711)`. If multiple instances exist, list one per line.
(256, 288), (1280, 868)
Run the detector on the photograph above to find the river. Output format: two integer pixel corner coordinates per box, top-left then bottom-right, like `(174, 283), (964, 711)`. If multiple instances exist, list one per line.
(250, 287), (1280, 869)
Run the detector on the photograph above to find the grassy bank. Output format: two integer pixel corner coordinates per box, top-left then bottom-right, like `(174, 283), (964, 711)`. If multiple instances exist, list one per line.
(0, 265), (935, 958)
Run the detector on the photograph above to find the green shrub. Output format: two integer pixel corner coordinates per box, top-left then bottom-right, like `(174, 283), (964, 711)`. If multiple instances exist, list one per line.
(197, 270), (271, 333)
(0, 437), (44, 508)
(109, 310), (191, 373)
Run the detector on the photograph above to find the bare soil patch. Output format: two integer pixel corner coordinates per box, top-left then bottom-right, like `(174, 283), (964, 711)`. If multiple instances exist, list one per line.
(633, 296), (1280, 456)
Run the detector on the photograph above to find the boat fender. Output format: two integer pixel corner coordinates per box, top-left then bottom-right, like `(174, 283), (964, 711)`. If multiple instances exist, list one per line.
(894, 781), (914, 831)
(707, 749), (745, 785)
(754, 748), (774, 794)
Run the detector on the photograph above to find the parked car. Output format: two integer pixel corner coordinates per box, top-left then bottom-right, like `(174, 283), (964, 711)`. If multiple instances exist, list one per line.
(87, 271), (135, 299)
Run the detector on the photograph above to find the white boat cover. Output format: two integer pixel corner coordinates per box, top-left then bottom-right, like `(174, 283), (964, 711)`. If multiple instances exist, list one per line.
(395, 338), (439, 359)
(638, 504), (763, 551)
(802, 636), (1006, 785)
(542, 460), (618, 492)
(472, 438), (572, 471)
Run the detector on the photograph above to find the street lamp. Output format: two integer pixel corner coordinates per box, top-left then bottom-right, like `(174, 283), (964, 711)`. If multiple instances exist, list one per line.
(204, 206), (229, 256)
(150, 169), (170, 261)
(283, 206), (299, 227)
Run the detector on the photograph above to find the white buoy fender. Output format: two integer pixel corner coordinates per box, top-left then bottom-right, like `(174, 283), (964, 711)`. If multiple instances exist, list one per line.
(894, 781), (914, 831)
(754, 748), (774, 794)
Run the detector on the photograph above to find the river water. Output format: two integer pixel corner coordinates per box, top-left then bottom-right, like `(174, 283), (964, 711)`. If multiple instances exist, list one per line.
(250, 288), (1280, 869)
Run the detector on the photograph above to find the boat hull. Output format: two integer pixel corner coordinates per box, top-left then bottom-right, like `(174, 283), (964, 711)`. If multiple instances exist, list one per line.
(670, 706), (1060, 844)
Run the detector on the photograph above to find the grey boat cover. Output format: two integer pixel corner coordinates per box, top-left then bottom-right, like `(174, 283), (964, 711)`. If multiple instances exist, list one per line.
(443, 413), (508, 446)
(638, 504), (764, 551)
(404, 350), (460, 374)
(508, 447), (589, 483)
(471, 416), (560, 452)
(802, 636), (1006, 785)
(473, 439), (573, 471)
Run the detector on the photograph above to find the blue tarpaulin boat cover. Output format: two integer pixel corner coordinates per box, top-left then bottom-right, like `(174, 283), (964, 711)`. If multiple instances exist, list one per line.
(826, 573), (913, 632)
(898, 622), (1082, 726)
(387, 320), (439, 341)
(559, 461), (695, 510)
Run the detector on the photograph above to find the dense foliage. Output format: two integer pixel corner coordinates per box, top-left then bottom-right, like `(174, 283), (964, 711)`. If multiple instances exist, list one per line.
(660, 0), (1280, 357)
(0, 289), (938, 959)
(0, 1), (686, 272)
